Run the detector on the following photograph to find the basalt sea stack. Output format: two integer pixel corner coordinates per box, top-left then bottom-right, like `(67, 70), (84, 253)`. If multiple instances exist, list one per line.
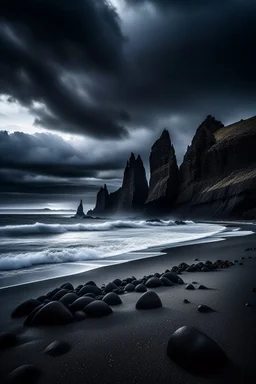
(117, 153), (148, 213)
(145, 129), (179, 214)
(74, 200), (85, 218)
(88, 153), (148, 215)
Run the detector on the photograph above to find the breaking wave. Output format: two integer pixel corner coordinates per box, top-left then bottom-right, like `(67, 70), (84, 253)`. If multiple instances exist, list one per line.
(0, 247), (104, 271)
(0, 219), (181, 237)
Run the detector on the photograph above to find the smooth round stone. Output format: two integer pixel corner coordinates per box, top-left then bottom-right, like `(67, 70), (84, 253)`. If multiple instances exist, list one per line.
(74, 311), (86, 321)
(162, 271), (180, 284)
(112, 278), (122, 286)
(166, 326), (227, 374)
(0, 332), (18, 349)
(60, 282), (74, 291)
(239, 262), (243, 265)
(160, 277), (174, 287)
(104, 282), (118, 293)
(59, 293), (78, 307)
(24, 304), (44, 326)
(83, 293), (96, 298)
(84, 300), (113, 317)
(198, 304), (214, 313)
(11, 299), (41, 318)
(145, 277), (163, 288)
(135, 284), (147, 293)
(202, 267), (210, 272)
(79, 285), (102, 296)
(5, 364), (41, 384)
(85, 280), (97, 286)
(136, 291), (162, 310)
(245, 303), (252, 307)
(184, 299), (190, 304)
(103, 292), (122, 306)
(185, 284), (195, 290)
(131, 279), (142, 286)
(51, 289), (69, 301)
(36, 295), (47, 303)
(44, 340), (71, 356)
(75, 284), (83, 291)
(46, 287), (60, 299)
(30, 301), (73, 326)
(125, 283), (135, 292)
(69, 297), (94, 312)
(112, 288), (125, 295)
(192, 281), (198, 284)
(198, 285), (208, 290)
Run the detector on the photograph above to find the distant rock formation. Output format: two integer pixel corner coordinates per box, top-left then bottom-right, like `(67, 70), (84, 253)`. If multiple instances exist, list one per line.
(145, 129), (179, 214)
(88, 154), (148, 215)
(87, 185), (109, 216)
(175, 115), (256, 218)
(87, 114), (256, 219)
(75, 200), (85, 217)
(118, 153), (148, 212)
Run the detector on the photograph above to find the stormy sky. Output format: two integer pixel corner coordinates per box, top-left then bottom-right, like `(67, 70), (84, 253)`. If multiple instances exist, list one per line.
(0, 0), (255, 211)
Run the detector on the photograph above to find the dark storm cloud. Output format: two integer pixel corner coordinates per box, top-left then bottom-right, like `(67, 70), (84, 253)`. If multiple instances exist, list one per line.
(0, 0), (128, 138)
(0, 0), (256, 207)
(0, 131), (127, 178)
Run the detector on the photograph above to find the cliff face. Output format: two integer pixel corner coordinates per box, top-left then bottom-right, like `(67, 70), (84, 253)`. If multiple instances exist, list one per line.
(145, 129), (179, 214)
(176, 115), (256, 219)
(118, 153), (148, 212)
(88, 153), (148, 216)
(87, 115), (256, 219)
(88, 184), (109, 216)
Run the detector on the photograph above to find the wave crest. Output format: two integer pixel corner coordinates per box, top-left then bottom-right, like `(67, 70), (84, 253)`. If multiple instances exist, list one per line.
(0, 219), (178, 237)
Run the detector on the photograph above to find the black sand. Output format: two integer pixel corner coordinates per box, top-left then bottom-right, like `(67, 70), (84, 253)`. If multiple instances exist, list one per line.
(0, 223), (256, 384)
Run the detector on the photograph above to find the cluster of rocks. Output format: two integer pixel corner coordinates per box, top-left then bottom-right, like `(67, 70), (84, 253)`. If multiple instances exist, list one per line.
(10, 258), (238, 327)
(10, 270), (183, 327)
(169, 259), (234, 274)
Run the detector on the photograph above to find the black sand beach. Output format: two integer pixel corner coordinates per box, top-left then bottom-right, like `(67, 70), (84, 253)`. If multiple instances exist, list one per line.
(1, 224), (256, 384)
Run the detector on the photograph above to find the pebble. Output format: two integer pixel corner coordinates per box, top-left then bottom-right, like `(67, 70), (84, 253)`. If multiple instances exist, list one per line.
(135, 284), (147, 293)
(166, 326), (227, 374)
(30, 301), (73, 326)
(11, 299), (41, 318)
(145, 277), (163, 288)
(4, 364), (41, 384)
(84, 300), (113, 317)
(135, 291), (162, 310)
(103, 292), (122, 306)
(198, 304), (214, 313)
(44, 340), (71, 356)
(185, 284), (195, 290)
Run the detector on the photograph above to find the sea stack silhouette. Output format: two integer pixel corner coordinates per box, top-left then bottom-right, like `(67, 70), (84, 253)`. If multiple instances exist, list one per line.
(75, 200), (85, 218)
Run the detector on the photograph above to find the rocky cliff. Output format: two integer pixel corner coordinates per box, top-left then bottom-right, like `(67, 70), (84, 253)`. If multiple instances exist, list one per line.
(88, 153), (148, 215)
(145, 129), (179, 214)
(87, 184), (109, 216)
(176, 115), (256, 219)
(87, 115), (256, 219)
(117, 153), (148, 212)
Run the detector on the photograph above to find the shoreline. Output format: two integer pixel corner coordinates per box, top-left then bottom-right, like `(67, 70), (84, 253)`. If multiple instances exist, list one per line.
(0, 220), (251, 290)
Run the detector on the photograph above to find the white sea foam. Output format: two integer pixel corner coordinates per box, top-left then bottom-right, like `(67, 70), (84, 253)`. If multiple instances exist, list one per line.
(0, 221), (253, 274)
(0, 220), (177, 236)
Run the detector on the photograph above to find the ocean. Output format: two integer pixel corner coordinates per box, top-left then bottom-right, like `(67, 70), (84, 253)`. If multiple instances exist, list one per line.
(0, 213), (253, 288)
